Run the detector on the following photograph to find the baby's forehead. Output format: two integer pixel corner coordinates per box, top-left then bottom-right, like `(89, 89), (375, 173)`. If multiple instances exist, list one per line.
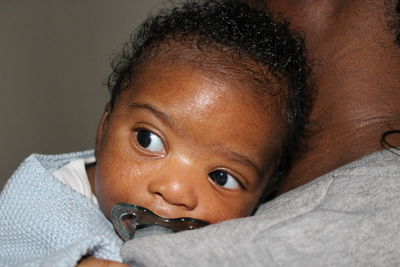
(117, 62), (284, 167)
(134, 41), (287, 102)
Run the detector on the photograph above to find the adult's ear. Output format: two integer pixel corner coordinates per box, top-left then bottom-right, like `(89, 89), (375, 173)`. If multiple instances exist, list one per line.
(95, 103), (112, 158)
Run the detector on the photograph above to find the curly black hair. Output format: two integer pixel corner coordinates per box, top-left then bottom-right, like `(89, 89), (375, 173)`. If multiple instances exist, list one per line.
(106, 0), (313, 202)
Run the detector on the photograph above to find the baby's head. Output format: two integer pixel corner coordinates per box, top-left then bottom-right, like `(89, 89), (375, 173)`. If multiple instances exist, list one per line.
(91, 0), (311, 224)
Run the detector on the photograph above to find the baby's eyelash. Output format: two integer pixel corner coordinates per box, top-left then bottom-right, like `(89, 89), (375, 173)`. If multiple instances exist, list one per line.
(208, 170), (244, 190)
(134, 128), (166, 153)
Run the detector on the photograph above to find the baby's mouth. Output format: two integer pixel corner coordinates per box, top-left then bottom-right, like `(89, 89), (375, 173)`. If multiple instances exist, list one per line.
(111, 203), (209, 241)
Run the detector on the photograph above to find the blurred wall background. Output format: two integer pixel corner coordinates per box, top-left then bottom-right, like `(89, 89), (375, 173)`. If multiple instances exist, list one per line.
(0, 0), (166, 189)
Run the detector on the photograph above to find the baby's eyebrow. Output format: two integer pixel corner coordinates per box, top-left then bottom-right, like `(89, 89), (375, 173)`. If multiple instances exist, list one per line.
(128, 102), (264, 182)
(213, 145), (264, 183)
(127, 102), (180, 131)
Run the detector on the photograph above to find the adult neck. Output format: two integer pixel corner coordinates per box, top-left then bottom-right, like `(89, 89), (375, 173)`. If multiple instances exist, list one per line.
(267, 0), (400, 193)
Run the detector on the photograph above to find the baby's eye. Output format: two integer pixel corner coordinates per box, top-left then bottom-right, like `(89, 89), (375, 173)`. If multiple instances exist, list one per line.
(209, 170), (240, 189)
(136, 129), (165, 153)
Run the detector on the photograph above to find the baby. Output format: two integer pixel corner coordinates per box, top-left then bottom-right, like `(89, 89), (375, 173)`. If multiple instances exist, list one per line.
(0, 0), (312, 266)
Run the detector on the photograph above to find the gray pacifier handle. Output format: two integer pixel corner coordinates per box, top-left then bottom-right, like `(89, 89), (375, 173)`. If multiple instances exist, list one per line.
(111, 203), (209, 241)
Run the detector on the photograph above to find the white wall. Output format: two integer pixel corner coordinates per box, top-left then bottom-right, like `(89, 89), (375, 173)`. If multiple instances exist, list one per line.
(0, 0), (166, 189)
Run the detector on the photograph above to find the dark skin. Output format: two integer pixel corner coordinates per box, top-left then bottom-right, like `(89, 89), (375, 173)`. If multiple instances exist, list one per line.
(78, 257), (129, 267)
(264, 0), (400, 193)
(79, 59), (281, 267)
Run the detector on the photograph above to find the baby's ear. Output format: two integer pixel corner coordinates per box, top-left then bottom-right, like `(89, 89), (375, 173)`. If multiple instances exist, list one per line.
(95, 103), (112, 156)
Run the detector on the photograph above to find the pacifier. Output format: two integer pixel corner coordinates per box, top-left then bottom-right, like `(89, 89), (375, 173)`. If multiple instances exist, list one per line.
(111, 203), (209, 241)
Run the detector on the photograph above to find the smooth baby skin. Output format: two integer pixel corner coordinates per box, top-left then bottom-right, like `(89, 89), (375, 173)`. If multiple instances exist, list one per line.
(88, 60), (282, 224)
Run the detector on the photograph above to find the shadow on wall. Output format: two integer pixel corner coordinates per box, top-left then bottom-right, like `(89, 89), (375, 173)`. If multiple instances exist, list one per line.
(0, 0), (166, 189)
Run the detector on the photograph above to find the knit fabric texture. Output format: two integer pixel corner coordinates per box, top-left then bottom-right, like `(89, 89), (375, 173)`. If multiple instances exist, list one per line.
(0, 150), (122, 267)
(121, 148), (400, 267)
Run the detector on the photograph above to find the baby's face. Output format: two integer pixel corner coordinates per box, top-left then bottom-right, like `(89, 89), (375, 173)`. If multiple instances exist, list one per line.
(93, 62), (283, 223)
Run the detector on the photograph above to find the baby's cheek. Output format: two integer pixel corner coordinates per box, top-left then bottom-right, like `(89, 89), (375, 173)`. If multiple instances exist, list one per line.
(95, 165), (121, 217)
(96, 161), (148, 216)
(199, 195), (254, 223)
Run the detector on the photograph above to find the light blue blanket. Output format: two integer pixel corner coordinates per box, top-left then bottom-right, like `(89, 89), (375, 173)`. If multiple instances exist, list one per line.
(0, 151), (122, 267)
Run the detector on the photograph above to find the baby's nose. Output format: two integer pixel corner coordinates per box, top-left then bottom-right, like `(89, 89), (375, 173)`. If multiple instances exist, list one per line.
(147, 170), (199, 211)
